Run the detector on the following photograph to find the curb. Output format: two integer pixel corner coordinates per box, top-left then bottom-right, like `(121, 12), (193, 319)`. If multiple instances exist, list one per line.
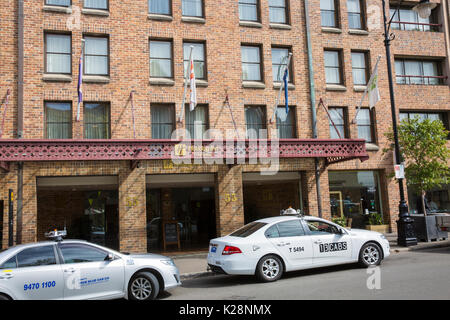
(180, 271), (216, 281)
(390, 240), (450, 253)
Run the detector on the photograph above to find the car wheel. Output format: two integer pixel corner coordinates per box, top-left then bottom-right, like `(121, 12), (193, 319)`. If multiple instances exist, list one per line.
(359, 242), (382, 267)
(128, 272), (160, 301)
(256, 255), (284, 282)
(0, 294), (11, 301)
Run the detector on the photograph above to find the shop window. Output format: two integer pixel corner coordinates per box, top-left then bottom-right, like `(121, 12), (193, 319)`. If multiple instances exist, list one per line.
(329, 171), (383, 229)
(407, 185), (450, 214)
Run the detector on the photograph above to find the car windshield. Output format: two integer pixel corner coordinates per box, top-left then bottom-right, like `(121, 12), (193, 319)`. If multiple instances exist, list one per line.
(229, 222), (267, 237)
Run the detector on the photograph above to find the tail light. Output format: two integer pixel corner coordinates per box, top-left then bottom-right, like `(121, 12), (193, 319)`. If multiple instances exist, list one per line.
(222, 245), (242, 255)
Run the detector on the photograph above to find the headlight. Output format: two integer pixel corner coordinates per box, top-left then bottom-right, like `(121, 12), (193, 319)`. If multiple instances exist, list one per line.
(160, 259), (176, 267)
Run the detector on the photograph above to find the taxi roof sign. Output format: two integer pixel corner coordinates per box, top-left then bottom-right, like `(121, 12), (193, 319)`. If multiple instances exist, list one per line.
(45, 229), (67, 242)
(280, 207), (303, 216)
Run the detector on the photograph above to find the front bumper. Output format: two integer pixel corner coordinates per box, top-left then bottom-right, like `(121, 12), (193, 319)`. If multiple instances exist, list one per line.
(161, 266), (182, 290)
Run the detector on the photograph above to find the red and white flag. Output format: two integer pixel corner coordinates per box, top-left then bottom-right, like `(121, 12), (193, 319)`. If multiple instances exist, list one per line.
(189, 55), (197, 111)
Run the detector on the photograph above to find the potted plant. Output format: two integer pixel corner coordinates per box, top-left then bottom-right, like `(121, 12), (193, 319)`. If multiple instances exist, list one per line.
(385, 117), (450, 241)
(332, 216), (347, 227)
(365, 212), (389, 233)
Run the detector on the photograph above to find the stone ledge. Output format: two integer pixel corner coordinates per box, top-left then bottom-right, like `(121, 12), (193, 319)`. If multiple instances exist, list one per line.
(186, 79), (208, 87)
(326, 84), (347, 91)
(365, 143), (379, 151)
(321, 27), (342, 34)
(148, 13), (173, 21)
(43, 5), (72, 14)
(273, 82), (295, 90)
(181, 16), (206, 24)
(42, 74), (72, 82)
(353, 85), (367, 92)
(349, 29), (369, 35)
(239, 21), (263, 28)
(242, 81), (266, 89)
(149, 78), (175, 86)
(82, 8), (110, 17)
(269, 23), (292, 30)
(83, 75), (110, 83)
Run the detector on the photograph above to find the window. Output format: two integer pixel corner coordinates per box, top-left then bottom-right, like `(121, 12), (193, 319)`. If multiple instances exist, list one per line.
(84, 103), (110, 139)
(149, 0), (171, 15)
(269, 0), (288, 24)
(356, 108), (375, 143)
(395, 59), (443, 85)
(83, 36), (109, 76)
(59, 244), (108, 263)
(324, 50), (343, 85)
(0, 256), (17, 269)
(277, 220), (306, 237)
(321, 0), (338, 27)
(245, 105), (266, 139)
(328, 107), (347, 139)
(45, 102), (72, 139)
(185, 104), (209, 139)
(399, 111), (448, 130)
(151, 104), (175, 139)
(351, 51), (368, 85)
(239, 0), (259, 22)
(390, 7), (438, 32)
(230, 222), (267, 237)
(241, 45), (262, 82)
(150, 40), (173, 78)
(182, 0), (203, 17)
(272, 47), (292, 83)
(17, 246), (56, 268)
(84, 0), (108, 10)
(306, 220), (340, 235)
(265, 225), (280, 238)
(276, 106), (296, 139)
(329, 171), (383, 228)
(183, 42), (206, 80)
(348, 0), (365, 29)
(46, 0), (70, 6)
(45, 33), (71, 74)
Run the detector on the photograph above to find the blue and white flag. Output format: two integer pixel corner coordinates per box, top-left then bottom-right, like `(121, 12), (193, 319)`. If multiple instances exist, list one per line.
(76, 53), (83, 122)
(283, 68), (289, 115)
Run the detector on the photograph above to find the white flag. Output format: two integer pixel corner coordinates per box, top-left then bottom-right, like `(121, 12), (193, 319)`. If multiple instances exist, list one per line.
(368, 64), (380, 109)
(189, 55), (197, 111)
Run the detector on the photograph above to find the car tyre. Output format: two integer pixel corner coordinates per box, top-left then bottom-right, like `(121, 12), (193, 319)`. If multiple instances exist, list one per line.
(256, 255), (284, 282)
(358, 242), (382, 267)
(128, 272), (160, 301)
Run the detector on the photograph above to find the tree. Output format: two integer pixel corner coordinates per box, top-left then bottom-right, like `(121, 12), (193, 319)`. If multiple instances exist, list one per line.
(384, 117), (450, 216)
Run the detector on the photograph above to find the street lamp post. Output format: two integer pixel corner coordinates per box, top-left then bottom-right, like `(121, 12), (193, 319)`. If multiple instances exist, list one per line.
(380, 0), (434, 246)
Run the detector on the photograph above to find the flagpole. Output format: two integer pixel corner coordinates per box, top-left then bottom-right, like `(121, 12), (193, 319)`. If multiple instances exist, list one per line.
(351, 55), (381, 124)
(178, 46), (194, 123)
(270, 53), (292, 124)
(76, 39), (85, 122)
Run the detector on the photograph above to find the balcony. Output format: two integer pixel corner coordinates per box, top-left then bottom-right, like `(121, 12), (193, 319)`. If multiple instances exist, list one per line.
(0, 139), (369, 172)
(391, 21), (442, 32)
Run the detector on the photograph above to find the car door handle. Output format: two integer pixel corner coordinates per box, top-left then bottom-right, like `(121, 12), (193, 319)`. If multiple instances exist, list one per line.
(314, 240), (323, 244)
(277, 242), (286, 247)
(0, 273), (14, 279)
(64, 268), (76, 274)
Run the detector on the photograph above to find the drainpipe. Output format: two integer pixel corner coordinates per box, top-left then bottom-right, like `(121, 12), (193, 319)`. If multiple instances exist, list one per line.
(304, 0), (322, 218)
(16, 0), (24, 244)
(442, 0), (450, 85)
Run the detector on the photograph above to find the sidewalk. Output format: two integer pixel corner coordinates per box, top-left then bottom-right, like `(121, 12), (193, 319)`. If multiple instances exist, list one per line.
(171, 234), (450, 280)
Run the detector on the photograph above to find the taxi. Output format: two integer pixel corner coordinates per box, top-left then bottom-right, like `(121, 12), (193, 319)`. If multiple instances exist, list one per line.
(0, 230), (181, 300)
(207, 209), (390, 282)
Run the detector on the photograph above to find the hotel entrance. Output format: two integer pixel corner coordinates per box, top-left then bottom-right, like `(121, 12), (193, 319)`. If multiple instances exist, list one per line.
(36, 176), (119, 250)
(146, 174), (217, 252)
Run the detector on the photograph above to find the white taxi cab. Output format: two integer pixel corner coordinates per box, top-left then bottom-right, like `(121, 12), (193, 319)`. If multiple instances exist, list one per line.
(207, 209), (390, 282)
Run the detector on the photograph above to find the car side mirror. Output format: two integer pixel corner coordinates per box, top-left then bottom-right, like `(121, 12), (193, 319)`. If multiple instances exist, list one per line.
(105, 253), (114, 261)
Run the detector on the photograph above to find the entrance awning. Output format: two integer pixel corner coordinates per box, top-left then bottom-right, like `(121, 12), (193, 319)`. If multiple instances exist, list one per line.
(146, 173), (215, 188)
(37, 176), (118, 190)
(0, 139), (369, 172)
(243, 172), (300, 184)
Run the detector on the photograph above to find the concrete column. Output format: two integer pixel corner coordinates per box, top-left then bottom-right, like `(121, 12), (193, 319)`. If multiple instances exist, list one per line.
(215, 165), (245, 236)
(118, 166), (147, 253)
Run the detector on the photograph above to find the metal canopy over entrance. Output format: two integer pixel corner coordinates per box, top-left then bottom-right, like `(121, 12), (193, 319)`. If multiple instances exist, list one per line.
(0, 139), (369, 172)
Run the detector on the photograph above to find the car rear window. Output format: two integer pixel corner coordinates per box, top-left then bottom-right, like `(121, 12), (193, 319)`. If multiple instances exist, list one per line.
(230, 222), (267, 237)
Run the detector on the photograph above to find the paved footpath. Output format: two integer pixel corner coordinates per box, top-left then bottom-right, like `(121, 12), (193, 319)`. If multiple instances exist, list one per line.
(165, 245), (450, 300)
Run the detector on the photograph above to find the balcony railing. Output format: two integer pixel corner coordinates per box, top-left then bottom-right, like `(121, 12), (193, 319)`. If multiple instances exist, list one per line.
(391, 21), (441, 32)
(396, 75), (447, 85)
(0, 139), (369, 171)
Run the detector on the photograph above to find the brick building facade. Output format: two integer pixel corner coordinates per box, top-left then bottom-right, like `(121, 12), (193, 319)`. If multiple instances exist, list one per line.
(1, 0), (449, 253)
